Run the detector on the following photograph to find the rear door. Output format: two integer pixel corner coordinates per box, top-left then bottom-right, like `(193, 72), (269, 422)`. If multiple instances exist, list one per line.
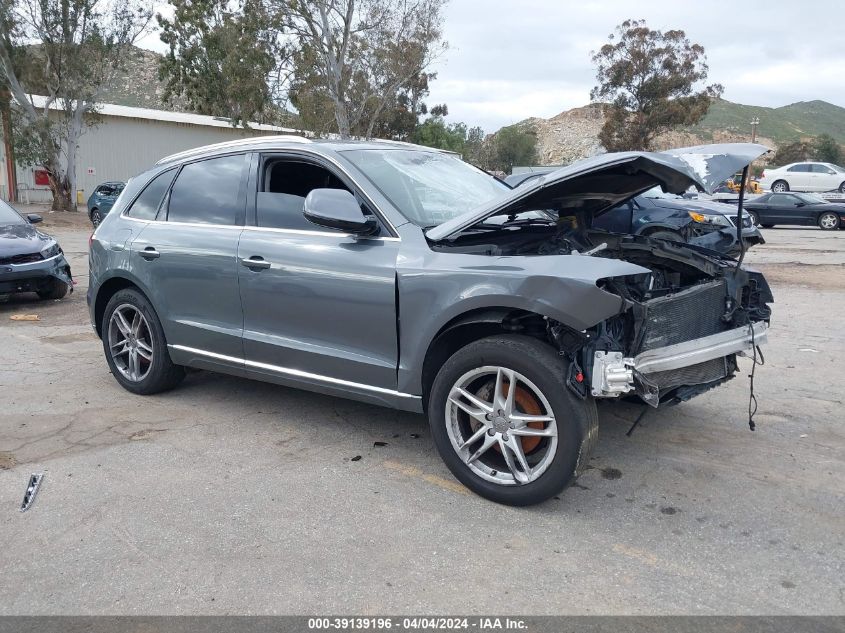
(786, 164), (813, 190)
(236, 153), (400, 390)
(129, 153), (248, 362)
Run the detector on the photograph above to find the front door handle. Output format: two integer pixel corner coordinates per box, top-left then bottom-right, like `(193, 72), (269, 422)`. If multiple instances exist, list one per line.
(240, 256), (271, 270)
(140, 247), (160, 260)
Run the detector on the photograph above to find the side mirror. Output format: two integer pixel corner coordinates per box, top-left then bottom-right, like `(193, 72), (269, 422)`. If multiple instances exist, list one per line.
(303, 189), (379, 236)
(26, 213), (42, 224)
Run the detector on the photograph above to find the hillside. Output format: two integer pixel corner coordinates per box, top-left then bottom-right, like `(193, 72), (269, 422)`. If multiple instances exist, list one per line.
(508, 97), (845, 167)
(688, 98), (845, 144)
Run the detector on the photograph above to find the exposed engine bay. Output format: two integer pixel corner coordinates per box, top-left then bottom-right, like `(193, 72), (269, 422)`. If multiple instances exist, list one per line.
(432, 211), (773, 407)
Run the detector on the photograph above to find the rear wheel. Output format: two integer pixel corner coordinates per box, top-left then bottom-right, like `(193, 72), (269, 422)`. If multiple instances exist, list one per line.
(428, 335), (597, 506)
(772, 180), (789, 193)
(818, 211), (840, 230)
(839, 182), (845, 194)
(91, 208), (103, 227)
(102, 288), (185, 395)
(36, 277), (68, 300)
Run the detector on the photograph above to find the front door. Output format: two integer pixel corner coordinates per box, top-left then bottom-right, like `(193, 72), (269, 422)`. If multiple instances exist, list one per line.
(237, 155), (400, 390)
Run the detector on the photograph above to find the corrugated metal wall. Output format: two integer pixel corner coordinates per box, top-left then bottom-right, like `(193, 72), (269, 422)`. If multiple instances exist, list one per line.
(1, 115), (278, 203)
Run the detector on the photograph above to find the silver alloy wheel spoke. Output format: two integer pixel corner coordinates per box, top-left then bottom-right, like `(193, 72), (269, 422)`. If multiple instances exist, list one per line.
(458, 425), (490, 451)
(493, 367), (516, 415)
(510, 425), (556, 437)
(510, 413), (555, 427)
(453, 387), (493, 414)
(449, 389), (492, 424)
(466, 433), (498, 464)
(502, 435), (532, 484)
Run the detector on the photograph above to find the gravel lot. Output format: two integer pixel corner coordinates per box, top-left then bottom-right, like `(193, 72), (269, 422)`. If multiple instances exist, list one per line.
(1, 211), (843, 615)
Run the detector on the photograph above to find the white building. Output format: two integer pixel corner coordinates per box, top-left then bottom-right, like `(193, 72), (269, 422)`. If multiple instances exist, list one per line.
(0, 98), (303, 203)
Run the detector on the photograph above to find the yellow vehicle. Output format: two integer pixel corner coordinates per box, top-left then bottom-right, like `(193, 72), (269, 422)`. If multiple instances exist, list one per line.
(724, 173), (763, 194)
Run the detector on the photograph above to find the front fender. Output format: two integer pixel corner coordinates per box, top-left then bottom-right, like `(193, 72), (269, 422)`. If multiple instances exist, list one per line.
(396, 251), (650, 395)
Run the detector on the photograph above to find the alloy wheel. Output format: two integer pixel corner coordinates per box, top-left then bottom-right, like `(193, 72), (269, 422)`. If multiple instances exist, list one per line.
(772, 182), (787, 193)
(92, 210), (102, 227)
(819, 212), (838, 230)
(107, 304), (154, 382)
(445, 366), (558, 486)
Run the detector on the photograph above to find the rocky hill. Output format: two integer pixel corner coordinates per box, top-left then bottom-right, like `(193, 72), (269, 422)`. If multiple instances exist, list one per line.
(506, 97), (845, 167)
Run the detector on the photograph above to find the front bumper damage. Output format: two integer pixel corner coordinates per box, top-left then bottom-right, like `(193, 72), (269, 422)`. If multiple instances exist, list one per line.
(591, 321), (768, 405)
(0, 253), (73, 295)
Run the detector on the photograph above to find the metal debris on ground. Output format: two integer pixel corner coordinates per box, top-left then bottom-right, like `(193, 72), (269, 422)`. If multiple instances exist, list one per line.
(20, 473), (44, 512)
(350, 455), (362, 462)
(373, 441), (388, 447)
(10, 314), (40, 321)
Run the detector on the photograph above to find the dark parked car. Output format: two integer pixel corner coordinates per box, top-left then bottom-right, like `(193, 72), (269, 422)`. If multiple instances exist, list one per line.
(743, 192), (845, 230)
(88, 139), (772, 506)
(87, 181), (125, 227)
(0, 199), (72, 300)
(509, 172), (762, 256)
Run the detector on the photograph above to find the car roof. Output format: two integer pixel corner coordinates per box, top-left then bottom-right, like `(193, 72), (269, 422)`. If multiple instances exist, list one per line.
(155, 135), (453, 166)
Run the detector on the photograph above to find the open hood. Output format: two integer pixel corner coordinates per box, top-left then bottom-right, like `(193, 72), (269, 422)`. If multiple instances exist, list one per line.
(426, 143), (769, 241)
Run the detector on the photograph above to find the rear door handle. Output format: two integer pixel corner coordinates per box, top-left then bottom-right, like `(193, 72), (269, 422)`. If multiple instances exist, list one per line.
(140, 247), (160, 260)
(240, 256), (271, 270)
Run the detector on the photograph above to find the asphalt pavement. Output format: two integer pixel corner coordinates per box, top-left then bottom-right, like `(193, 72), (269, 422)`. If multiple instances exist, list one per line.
(0, 213), (842, 615)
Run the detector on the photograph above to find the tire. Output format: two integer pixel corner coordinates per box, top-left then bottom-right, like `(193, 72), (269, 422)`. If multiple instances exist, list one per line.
(839, 182), (845, 194)
(102, 288), (185, 395)
(36, 277), (69, 300)
(772, 180), (789, 193)
(747, 210), (760, 227)
(645, 229), (683, 243)
(428, 334), (598, 506)
(91, 208), (103, 227)
(818, 211), (840, 231)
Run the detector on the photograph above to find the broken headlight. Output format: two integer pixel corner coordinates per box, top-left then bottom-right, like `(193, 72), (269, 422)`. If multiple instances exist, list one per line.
(688, 211), (731, 227)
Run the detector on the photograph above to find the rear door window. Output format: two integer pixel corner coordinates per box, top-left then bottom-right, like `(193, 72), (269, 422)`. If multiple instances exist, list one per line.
(126, 170), (176, 220)
(167, 154), (247, 225)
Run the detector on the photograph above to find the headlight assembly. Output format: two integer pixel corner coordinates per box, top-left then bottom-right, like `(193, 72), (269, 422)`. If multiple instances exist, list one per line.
(688, 211), (731, 227)
(40, 242), (61, 259)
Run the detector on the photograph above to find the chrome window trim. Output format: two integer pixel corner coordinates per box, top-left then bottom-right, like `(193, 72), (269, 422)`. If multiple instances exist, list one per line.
(120, 216), (242, 230)
(241, 225), (401, 241)
(169, 344), (420, 400)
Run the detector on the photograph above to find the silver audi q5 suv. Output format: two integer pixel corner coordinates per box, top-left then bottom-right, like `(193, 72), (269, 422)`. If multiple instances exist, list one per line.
(89, 137), (773, 506)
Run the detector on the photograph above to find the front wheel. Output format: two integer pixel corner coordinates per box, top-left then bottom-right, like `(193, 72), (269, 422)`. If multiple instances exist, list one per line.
(91, 208), (103, 227)
(428, 335), (598, 506)
(747, 210), (760, 227)
(102, 288), (185, 395)
(818, 211), (840, 230)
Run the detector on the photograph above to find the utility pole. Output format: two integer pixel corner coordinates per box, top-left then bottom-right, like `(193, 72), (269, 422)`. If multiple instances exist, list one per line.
(0, 86), (18, 203)
(750, 117), (760, 143)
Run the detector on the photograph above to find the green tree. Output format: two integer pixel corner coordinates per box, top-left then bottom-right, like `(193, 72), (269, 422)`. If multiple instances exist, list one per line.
(157, 0), (285, 126)
(0, 0), (151, 210)
(491, 125), (537, 173)
(813, 134), (842, 165)
(774, 140), (814, 165)
(282, 0), (448, 138)
(590, 19), (722, 151)
(411, 113), (466, 152)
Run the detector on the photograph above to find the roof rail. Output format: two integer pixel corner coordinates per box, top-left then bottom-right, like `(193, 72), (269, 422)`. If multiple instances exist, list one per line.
(156, 134), (312, 165)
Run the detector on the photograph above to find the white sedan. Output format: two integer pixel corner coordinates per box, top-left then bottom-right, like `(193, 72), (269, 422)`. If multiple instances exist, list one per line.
(759, 162), (845, 193)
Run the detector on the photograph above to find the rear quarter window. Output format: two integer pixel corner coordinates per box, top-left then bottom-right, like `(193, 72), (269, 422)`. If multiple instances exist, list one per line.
(126, 170), (176, 220)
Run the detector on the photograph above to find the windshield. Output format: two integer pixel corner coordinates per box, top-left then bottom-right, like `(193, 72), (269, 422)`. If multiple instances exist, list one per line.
(0, 200), (24, 224)
(341, 149), (508, 227)
(795, 193), (828, 204)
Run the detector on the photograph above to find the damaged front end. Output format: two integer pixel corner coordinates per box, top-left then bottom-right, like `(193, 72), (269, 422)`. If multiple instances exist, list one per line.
(584, 233), (772, 406)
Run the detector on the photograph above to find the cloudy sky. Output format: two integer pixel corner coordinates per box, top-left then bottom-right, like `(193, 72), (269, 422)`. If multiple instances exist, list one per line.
(139, 0), (845, 133)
